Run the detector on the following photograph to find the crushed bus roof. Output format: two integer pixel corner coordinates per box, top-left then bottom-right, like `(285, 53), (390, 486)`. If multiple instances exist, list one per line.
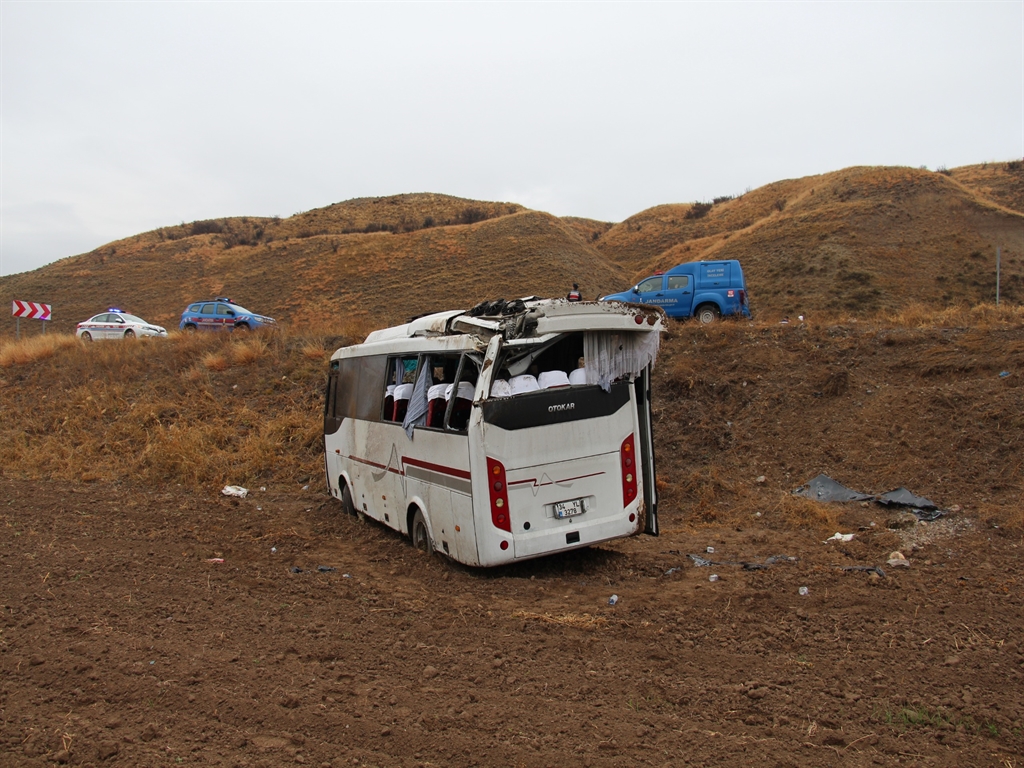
(362, 299), (663, 346)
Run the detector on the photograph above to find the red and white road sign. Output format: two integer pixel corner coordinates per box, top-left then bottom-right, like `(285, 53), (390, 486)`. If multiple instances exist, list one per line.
(12, 301), (51, 320)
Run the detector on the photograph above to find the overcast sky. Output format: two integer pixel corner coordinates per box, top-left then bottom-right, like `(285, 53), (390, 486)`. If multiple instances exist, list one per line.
(1, 1), (1021, 276)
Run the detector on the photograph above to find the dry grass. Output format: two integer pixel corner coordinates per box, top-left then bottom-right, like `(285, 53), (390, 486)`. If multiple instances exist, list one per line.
(0, 333), (80, 366)
(230, 336), (269, 366)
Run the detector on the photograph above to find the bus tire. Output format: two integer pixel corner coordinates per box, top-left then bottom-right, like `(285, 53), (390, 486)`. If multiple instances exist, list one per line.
(341, 484), (356, 516)
(411, 509), (432, 554)
(696, 304), (720, 325)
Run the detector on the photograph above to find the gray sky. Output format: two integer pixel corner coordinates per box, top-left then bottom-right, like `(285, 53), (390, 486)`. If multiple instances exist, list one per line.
(2, 1), (1021, 276)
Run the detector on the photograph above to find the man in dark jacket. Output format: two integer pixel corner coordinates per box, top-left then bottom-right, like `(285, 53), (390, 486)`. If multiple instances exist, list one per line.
(567, 283), (582, 302)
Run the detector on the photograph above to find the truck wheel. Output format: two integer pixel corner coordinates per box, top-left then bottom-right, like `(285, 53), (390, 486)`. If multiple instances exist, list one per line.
(183, 324), (197, 334)
(411, 509), (432, 554)
(696, 305), (720, 324)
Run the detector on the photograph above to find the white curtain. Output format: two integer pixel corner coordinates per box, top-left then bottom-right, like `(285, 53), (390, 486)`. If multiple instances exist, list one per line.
(583, 330), (660, 392)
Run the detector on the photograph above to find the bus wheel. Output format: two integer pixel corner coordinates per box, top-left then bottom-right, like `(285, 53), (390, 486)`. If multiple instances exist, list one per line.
(411, 509), (432, 554)
(341, 484), (356, 516)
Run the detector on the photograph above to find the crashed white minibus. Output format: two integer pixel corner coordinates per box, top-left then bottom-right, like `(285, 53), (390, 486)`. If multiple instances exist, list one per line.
(323, 298), (662, 567)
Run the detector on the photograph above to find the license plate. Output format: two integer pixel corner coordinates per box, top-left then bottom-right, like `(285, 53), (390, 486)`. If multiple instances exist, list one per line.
(554, 498), (586, 518)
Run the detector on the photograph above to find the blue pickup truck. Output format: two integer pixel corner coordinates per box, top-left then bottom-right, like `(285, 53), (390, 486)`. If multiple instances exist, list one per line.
(600, 259), (751, 323)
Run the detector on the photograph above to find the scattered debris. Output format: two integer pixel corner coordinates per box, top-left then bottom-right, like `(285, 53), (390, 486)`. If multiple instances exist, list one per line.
(664, 567), (681, 576)
(793, 475), (872, 502)
(290, 566), (303, 573)
(221, 485), (248, 498)
(840, 565), (886, 577)
(317, 565), (336, 573)
(755, 475), (766, 484)
(999, 371), (1010, 378)
(342, 573), (352, 578)
(205, 558), (224, 564)
(887, 551), (910, 568)
(690, 553), (797, 570)
(798, 586), (809, 596)
(706, 546), (715, 554)
(708, 574), (720, 582)
(793, 474), (948, 521)
(608, 594), (619, 606)
(824, 532), (855, 543)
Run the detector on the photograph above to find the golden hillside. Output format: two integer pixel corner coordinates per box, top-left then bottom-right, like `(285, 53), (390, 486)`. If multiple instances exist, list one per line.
(1, 163), (1020, 334)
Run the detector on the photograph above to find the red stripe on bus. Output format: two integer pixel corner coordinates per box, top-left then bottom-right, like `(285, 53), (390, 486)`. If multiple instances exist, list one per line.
(345, 455), (404, 475)
(402, 456), (471, 480)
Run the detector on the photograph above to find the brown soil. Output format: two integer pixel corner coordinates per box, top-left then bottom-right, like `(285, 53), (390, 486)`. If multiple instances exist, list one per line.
(2, 318), (1023, 767)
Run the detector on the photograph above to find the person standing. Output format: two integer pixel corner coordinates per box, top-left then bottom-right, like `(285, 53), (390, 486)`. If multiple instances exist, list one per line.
(566, 283), (582, 302)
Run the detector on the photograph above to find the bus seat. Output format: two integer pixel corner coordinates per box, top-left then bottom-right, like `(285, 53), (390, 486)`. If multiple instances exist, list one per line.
(393, 383), (413, 422)
(384, 385), (397, 420)
(490, 379), (512, 398)
(538, 370), (570, 389)
(426, 383), (448, 427)
(569, 368), (587, 386)
(446, 381), (475, 430)
(510, 374), (539, 395)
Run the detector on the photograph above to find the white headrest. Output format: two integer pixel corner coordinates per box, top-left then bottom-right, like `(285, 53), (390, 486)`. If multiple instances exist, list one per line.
(569, 368), (587, 385)
(510, 374), (539, 395)
(538, 370), (570, 389)
(394, 383), (413, 401)
(445, 381), (476, 401)
(386, 385), (397, 396)
(427, 383), (448, 400)
(490, 379), (512, 398)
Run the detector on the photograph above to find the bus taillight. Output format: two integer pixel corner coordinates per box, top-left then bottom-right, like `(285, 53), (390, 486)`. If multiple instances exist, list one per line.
(487, 458), (511, 532)
(621, 434), (638, 507)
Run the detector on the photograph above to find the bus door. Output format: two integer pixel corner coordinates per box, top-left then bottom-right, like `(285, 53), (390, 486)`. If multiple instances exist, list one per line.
(634, 365), (658, 534)
(402, 351), (481, 563)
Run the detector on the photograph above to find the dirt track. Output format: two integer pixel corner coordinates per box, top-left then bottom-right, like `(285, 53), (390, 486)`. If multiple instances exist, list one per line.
(3, 474), (1022, 767)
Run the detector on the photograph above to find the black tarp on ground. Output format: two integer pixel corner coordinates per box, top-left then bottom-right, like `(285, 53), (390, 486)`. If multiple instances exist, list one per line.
(792, 475), (947, 521)
(792, 474), (875, 502)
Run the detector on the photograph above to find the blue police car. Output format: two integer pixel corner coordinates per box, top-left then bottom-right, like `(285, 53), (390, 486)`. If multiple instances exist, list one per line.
(179, 298), (276, 333)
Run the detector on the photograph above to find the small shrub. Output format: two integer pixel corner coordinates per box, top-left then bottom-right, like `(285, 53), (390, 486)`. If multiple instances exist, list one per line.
(1006, 159), (1022, 172)
(190, 220), (224, 236)
(936, 166), (952, 176)
(685, 202), (712, 220)
(773, 198), (786, 212)
(458, 207), (488, 225)
(712, 195), (734, 205)
(422, 216), (435, 229)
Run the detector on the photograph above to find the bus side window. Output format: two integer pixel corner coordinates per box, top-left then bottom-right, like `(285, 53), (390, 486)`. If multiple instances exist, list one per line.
(446, 356), (478, 432)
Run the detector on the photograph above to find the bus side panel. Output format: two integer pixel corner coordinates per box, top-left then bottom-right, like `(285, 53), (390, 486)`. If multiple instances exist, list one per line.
(399, 429), (474, 562)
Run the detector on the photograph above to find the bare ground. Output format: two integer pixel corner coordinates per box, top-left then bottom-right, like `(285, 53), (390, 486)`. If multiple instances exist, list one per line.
(2, 319), (1023, 767)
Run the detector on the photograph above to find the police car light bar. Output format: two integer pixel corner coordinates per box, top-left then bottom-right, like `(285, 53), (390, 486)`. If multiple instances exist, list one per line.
(107, 307), (123, 313)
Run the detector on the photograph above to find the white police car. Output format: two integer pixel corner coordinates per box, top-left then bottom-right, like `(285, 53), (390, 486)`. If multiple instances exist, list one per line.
(76, 309), (168, 341)
(178, 298), (276, 333)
